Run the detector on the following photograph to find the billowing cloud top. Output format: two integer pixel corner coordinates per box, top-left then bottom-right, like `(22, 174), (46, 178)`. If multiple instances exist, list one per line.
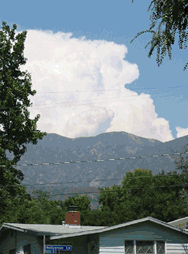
(176, 126), (188, 138)
(6, 29), (176, 142)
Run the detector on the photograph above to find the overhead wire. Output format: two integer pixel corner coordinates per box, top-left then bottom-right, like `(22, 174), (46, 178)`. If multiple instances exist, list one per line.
(41, 85), (188, 93)
(1, 183), (188, 200)
(0, 168), (184, 188)
(0, 85), (187, 200)
(0, 93), (176, 110)
(0, 168), (185, 189)
(0, 84), (187, 110)
(27, 94), (178, 110)
(0, 151), (187, 199)
(0, 151), (187, 169)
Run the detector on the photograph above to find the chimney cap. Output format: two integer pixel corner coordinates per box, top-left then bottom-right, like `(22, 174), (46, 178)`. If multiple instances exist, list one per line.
(68, 205), (78, 212)
(62, 221), (69, 227)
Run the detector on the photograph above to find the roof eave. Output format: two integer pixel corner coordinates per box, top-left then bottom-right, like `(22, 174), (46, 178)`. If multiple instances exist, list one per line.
(1, 224), (27, 233)
(3, 217), (188, 240)
(50, 217), (188, 240)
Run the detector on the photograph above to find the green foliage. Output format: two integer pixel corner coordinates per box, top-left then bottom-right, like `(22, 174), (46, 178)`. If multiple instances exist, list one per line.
(62, 193), (92, 212)
(96, 167), (188, 225)
(131, 0), (188, 71)
(0, 21), (47, 224)
(2, 165), (188, 227)
(172, 144), (188, 210)
(62, 193), (93, 225)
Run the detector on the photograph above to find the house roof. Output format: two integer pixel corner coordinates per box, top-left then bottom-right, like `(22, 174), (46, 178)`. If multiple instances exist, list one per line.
(0, 223), (107, 237)
(167, 216), (188, 225)
(1, 217), (188, 240)
(50, 216), (188, 240)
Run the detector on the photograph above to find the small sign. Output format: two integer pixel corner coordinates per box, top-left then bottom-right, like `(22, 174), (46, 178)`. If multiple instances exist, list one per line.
(45, 245), (72, 253)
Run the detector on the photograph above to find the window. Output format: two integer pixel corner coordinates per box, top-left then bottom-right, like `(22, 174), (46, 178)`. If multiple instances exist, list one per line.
(125, 240), (134, 254)
(157, 241), (165, 254)
(9, 249), (16, 254)
(24, 244), (31, 254)
(10, 230), (14, 237)
(125, 240), (165, 254)
(136, 241), (154, 254)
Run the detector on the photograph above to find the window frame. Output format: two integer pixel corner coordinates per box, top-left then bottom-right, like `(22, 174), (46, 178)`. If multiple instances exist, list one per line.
(24, 243), (31, 254)
(124, 240), (134, 254)
(156, 241), (165, 254)
(136, 240), (154, 254)
(124, 240), (166, 254)
(9, 249), (16, 254)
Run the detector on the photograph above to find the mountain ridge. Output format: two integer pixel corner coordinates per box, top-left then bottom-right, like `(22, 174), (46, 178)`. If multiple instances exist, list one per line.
(6, 131), (188, 210)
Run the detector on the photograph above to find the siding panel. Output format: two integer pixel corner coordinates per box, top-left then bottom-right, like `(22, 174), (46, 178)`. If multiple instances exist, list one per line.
(99, 222), (188, 254)
(167, 243), (188, 254)
(99, 246), (124, 253)
(0, 230), (42, 254)
(99, 243), (188, 254)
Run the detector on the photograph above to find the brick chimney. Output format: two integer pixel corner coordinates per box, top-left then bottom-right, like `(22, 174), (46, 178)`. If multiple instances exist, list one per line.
(63, 205), (81, 228)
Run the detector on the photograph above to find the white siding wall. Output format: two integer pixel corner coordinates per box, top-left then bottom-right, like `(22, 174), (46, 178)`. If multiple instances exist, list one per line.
(98, 222), (188, 254)
(1, 230), (42, 254)
(99, 236), (124, 254)
(99, 243), (188, 254)
(99, 246), (124, 253)
(166, 243), (188, 254)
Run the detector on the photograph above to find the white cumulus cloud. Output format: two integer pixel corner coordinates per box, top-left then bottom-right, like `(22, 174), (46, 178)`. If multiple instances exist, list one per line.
(64, 107), (115, 138)
(176, 126), (188, 138)
(5, 28), (174, 142)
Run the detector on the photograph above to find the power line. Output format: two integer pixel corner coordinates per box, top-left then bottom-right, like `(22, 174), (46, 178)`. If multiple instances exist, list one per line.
(0, 151), (186, 168)
(0, 151), (187, 189)
(42, 85), (188, 93)
(0, 85), (187, 110)
(0, 151), (187, 199)
(1, 183), (188, 200)
(27, 93), (178, 110)
(0, 93), (174, 110)
(0, 170), (184, 189)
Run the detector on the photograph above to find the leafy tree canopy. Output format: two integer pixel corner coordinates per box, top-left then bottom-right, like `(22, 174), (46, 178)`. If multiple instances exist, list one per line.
(131, 0), (188, 71)
(97, 167), (188, 226)
(0, 21), (47, 223)
(171, 144), (188, 211)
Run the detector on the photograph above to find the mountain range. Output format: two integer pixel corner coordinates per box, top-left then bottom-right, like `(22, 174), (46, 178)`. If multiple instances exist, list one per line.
(6, 131), (188, 210)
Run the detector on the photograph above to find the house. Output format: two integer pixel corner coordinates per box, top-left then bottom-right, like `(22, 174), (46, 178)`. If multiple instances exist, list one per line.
(167, 216), (188, 230)
(1, 206), (188, 254)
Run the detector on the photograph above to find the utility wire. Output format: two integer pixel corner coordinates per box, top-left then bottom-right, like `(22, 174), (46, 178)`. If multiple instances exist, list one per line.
(41, 85), (188, 93)
(0, 93), (176, 110)
(26, 93), (178, 110)
(0, 150), (187, 187)
(0, 151), (187, 192)
(1, 183), (188, 200)
(0, 151), (186, 168)
(0, 170), (184, 189)
(0, 85), (187, 110)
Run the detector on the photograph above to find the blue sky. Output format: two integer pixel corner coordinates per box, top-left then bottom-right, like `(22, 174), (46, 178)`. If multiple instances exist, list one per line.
(1, 0), (188, 142)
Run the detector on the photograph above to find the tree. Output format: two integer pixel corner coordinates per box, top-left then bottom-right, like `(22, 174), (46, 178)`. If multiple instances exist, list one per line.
(171, 144), (188, 211)
(62, 193), (93, 225)
(97, 168), (158, 224)
(9, 195), (51, 224)
(0, 184), (33, 226)
(151, 169), (188, 221)
(1, 190), (64, 225)
(0, 21), (47, 223)
(131, 0), (188, 71)
(97, 168), (188, 225)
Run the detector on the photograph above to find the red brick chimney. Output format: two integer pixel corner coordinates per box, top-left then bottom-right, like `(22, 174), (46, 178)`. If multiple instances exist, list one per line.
(64, 205), (80, 226)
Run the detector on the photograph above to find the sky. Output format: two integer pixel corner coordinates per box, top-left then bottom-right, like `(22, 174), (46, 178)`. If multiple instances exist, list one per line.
(0, 0), (188, 143)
